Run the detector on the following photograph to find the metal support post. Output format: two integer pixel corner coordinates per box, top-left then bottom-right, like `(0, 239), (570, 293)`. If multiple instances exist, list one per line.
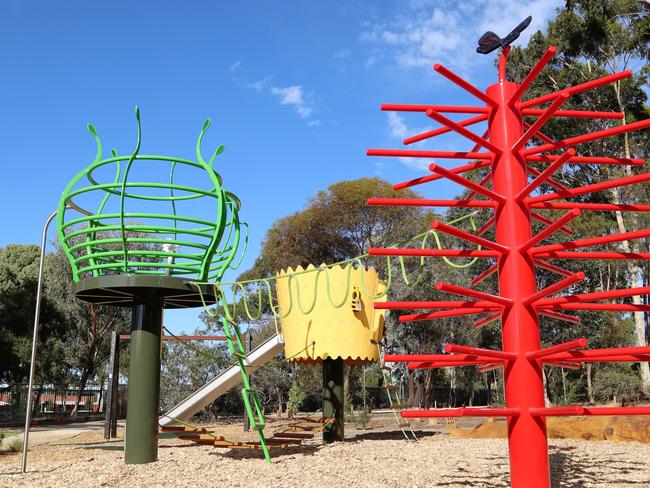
(124, 296), (163, 464)
(323, 357), (344, 442)
(21, 210), (58, 474)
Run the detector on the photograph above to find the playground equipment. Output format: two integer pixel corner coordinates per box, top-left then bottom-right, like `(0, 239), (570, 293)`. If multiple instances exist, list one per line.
(275, 264), (387, 441)
(55, 107), (244, 464)
(159, 333), (284, 426)
(366, 23), (650, 488)
(276, 264), (387, 363)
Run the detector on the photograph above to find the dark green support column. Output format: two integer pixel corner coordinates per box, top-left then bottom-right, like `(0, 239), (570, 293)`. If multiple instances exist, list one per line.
(323, 357), (345, 442)
(125, 296), (163, 464)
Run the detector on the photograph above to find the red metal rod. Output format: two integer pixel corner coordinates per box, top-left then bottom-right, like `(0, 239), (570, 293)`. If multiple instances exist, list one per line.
(532, 228), (650, 254)
(544, 360), (582, 370)
(527, 338), (587, 360)
(520, 209), (580, 252)
(404, 114), (487, 145)
(528, 171), (650, 204)
(527, 154), (643, 166)
(471, 263), (498, 286)
(433, 64), (498, 108)
(408, 360), (487, 369)
(445, 343), (516, 360)
(531, 201), (650, 212)
(369, 247), (500, 258)
(531, 213), (573, 236)
(426, 109), (500, 153)
(537, 285), (650, 307)
(509, 46), (557, 102)
(524, 272), (585, 306)
(385, 353), (496, 363)
(513, 92), (570, 151)
(517, 149), (576, 200)
(534, 259), (573, 276)
(536, 251), (650, 260)
(524, 122), (556, 144)
(430, 164), (504, 202)
(367, 148), (491, 160)
(368, 197), (497, 208)
(436, 281), (513, 306)
(393, 160), (490, 190)
(560, 355), (650, 363)
(466, 172), (493, 200)
(478, 362), (503, 373)
(581, 407), (650, 416)
(529, 406), (585, 416)
(524, 118), (650, 155)
(522, 109), (624, 119)
(381, 103), (488, 114)
(376, 300), (498, 310)
(539, 309), (581, 324)
(476, 216), (495, 236)
(473, 311), (501, 328)
(542, 303), (650, 312)
(521, 70), (632, 108)
(527, 166), (568, 193)
(401, 407), (520, 418)
(432, 221), (509, 254)
(399, 308), (494, 322)
(547, 345), (650, 361)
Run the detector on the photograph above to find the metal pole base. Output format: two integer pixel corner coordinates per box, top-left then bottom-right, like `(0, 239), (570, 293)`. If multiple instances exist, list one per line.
(125, 296), (163, 464)
(323, 358), (345, 442)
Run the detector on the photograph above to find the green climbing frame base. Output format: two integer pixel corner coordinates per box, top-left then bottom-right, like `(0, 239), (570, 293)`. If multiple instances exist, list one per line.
(222, 317), (271, 463)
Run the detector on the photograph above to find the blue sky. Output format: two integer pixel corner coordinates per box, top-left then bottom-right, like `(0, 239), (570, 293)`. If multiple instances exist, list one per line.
(0, 0), (562, 333)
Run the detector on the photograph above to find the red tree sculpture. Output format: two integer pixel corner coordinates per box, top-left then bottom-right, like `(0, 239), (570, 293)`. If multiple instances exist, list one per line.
(367, 45), (650, 487)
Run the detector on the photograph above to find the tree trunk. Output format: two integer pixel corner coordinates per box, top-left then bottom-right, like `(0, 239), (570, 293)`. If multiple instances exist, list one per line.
(610, 85), (650, 396)
(71, 368), (92, 416)
(542, 367), (551, 407)
(586, 363), (594, 404)
(407, 369), (415, 407)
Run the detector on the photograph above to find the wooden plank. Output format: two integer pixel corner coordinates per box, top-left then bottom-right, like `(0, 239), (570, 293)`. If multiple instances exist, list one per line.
(286, 425), (324, 432)
(273, 431), (314, 439)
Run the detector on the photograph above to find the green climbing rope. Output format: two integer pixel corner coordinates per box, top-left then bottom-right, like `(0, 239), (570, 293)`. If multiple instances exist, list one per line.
(194, 210), (482, 328)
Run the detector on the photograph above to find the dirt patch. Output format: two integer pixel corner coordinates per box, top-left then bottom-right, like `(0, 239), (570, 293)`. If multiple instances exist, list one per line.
(451, 415), (650, 444)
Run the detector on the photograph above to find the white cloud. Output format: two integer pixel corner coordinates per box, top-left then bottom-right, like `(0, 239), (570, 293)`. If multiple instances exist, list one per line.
(387, 112), (409, 139)
(386, 112), (432, 171)
(244, 75), (272, 92)
(229, 60), (242, 74)
(360, 0), (563, 70)
(271, 85), (313, 118)
(333, 48), (352, 59)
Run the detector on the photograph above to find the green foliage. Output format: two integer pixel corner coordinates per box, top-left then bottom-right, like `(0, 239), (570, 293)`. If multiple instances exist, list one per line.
(353, 406), (371, 429)
(8, 438), (23, 453)
(593, 364), (643, 405)
(286, 381), (306, 416)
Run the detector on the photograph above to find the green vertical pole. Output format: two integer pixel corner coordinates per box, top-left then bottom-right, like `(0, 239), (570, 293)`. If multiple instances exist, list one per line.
(125, 296), (162, 464)
(323, 358), (344, 442)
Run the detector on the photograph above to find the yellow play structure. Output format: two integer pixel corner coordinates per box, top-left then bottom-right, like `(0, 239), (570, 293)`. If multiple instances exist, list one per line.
(276, 264), (387, 364)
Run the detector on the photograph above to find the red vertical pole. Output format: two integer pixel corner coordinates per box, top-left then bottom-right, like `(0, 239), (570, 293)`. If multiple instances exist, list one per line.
(488, 56), (550, 486)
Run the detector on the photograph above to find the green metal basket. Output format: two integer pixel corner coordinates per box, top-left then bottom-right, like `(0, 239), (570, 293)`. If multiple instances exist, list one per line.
(57, 107), (245, 284)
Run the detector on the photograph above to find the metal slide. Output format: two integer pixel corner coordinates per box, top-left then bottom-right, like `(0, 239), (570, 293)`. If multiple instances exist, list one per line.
(159, 333), (285, 427)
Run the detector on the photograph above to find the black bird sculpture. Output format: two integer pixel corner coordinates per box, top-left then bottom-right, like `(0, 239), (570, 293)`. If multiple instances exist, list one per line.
(476, 16), (532, 54)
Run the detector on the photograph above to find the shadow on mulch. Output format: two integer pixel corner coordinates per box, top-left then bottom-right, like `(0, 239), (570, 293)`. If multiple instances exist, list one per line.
(434, 445), (650, 488)
(346, 429), (438, 442)
(550, 446), (649, 488)
(213, 443), (321, 461)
